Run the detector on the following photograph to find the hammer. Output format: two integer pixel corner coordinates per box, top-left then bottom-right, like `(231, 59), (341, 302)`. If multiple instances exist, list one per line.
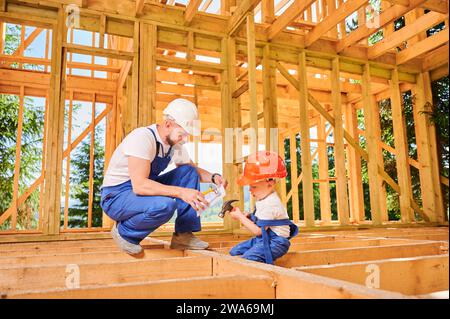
(218, 199), (238, 218)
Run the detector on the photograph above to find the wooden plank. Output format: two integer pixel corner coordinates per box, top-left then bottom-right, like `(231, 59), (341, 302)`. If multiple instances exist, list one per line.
(361, 63), (383, 225)
(247, 12), (258, 155)
(296, 255), (449, 295)
(267, 0), (316, 40)
(64, 43), (135, 61)
(0, 249), (184, 267)
(228, 0), (262, 35)
(368, 11), (447, 59)
(275, 242), (444, 267)
(262, 44), (278, 152)
(5, 275), (275, 299)
(345, 104), (365, 222)
(298, 52), (315, 227)
(185, 0), (203, 25)
(372, 95), (388, 222)
(136, 0), (145, 17)
(42, 9), (66, 236)
(207, 251), (408, 298)
(397, 28), (449, 65)
(336, 0), (430, 53)
(331, 57), (350, 225)
(289, 131), (300, 223)
(0, 256), (213, 292)
(317, 117), (331, 224)
(305, 0), (368, 47)
(390, 68), (415, 223)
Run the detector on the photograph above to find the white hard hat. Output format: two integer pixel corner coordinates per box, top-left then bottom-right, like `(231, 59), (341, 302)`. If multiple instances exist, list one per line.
(163, 98), (199, 135)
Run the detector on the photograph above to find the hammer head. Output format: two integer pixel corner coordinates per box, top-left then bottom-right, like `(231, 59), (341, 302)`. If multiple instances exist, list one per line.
(218, 199), (238, 218)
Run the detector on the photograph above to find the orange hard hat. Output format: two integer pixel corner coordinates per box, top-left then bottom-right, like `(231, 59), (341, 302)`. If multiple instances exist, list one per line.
(237, 151), (287, 186)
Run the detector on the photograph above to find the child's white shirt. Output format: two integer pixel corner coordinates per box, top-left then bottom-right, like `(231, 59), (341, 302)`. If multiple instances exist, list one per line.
(254, 192), (290, 238)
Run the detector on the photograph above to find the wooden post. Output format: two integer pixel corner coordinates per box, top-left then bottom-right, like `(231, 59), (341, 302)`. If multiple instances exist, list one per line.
(221, 36), (240, 231)
(278, 133), (287, 207)
(345, 103), (365, 223)
(331, 57), (350, 225)
(372, 96), (388, 222)
(139, 22), (156, 127)
(246, 12), (258, 155)
(131, 21), (140, 130)
(87, 94), (96, 228)
(390, 68), (414, 223)
(317, 116), (331, 224)
(262, 44), (277, 153)
(361, 63), (382, 225)
(63, 90), (74, 230)
(289, 131), (300, 223)
(414, 71), (445, 223)
(261, 0), (274, 24)
(298, 51), (314, 227)
(43, 8), (67, 235)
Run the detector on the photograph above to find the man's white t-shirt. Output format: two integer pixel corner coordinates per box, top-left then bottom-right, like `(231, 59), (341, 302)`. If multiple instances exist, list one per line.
(102, 124), (191, 188)
(254, 192), (291, 238)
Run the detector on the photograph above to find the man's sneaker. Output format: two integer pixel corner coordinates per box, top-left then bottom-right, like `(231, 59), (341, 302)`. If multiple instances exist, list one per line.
(111, 223), (143, 256)
(170, 232), (209, 250)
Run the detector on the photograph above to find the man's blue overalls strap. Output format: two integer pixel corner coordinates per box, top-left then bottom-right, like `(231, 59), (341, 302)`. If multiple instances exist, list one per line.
(249, 213), (299, 265)
(148, 127), (172, 178)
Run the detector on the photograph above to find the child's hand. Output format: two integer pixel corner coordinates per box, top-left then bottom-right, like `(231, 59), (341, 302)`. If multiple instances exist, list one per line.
(229, 207), (245, 220)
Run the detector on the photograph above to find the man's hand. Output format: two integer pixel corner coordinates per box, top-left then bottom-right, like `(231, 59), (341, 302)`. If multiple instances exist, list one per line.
(212, 174), (228, 189)
(178, 188), (209, 212)
(229, 207), (246, 221)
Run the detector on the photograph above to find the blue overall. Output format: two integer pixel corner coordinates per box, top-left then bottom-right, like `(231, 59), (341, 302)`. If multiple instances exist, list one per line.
(100, 127), (201, 245)
(229, 212), (299, 264)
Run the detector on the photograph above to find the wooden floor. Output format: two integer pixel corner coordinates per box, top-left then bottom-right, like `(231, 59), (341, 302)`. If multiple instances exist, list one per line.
(0, 226), (448, 299)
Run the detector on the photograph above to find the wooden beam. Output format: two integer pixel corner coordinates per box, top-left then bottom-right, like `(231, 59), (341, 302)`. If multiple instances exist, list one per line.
(267, 0), (316, 40)
(361, 63), (383, 225)
(185, 0), (203, 25)
(228, 0), (261, 35)
(296, 255), (449, 295)
(305, 0), (368, 47)
(289, 131), (300, 223)
(262, 44), (278, 152)
(6, 275), (275, 299)
(275, 241), (443, 267)
(136, 0), (145, 17)
(336, 0), (430, 53)
(64, 43), (135, 61)
(317, 116), (331, 224)
(331, 57), (350, 225)
(247, 12), (258, 155)
(368, 11), (447, 59)
(390, 68), (415, 223)
(298, 51), (315, 227)
(422, 43), (449, 72)
(397, 28), (449, 65)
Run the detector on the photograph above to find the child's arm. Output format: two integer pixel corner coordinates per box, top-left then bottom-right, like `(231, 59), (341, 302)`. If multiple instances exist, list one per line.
(229, 207), (262, 236)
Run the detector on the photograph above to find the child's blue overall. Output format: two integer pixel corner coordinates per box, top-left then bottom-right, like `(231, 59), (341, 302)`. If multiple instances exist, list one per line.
(230, 213), (299, 264)
(100, 128), (201, 245)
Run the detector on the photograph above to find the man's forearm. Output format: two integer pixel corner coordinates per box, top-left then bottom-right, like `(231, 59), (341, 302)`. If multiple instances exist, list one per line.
(133, 178), (183, 198)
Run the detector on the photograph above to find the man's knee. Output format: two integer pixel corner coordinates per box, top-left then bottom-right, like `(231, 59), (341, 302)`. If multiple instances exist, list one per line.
(144, 197), (177, 222)
(176, 164), (199, 178)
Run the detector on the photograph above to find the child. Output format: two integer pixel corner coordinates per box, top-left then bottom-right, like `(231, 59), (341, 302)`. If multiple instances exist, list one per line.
(229, 151), (298, 264)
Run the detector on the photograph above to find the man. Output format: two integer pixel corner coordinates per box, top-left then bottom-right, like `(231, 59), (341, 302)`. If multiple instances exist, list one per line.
(100, 98), (227, 256)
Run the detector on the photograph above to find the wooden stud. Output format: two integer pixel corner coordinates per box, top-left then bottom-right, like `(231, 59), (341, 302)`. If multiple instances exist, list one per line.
(262, 44), (277, 153)
(63, 90), (73, 230)
(389, 68), (414, 223)
(361, 63), (382, 225)
(298, 51), (315, 227)
(371, 96), (388, 222)
(246, 12), (258, 155)
(317, 116), (331, 224)
(289, 131), (300, 223)
(414, 72), (445, 223)
(331, 57), (350, 225)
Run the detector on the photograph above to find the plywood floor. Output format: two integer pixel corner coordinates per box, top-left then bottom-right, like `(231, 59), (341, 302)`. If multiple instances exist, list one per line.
(0, 226), (448, 299)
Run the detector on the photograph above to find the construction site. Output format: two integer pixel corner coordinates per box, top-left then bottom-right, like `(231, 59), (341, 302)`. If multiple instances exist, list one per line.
(0, 0), (449, 299)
